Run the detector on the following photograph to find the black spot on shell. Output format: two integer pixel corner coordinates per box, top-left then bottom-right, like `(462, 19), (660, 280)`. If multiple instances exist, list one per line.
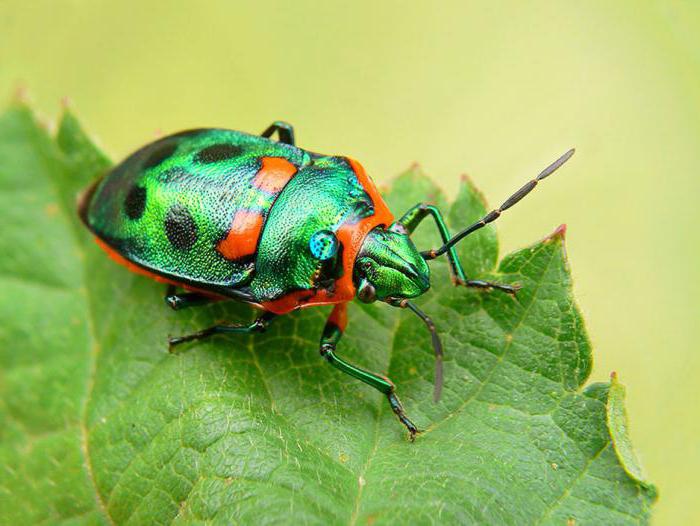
(143, 142), (178, 169)
(124, 185), (147, 220)
(195, 143), (242, 164)
(165, 205), (198, 250)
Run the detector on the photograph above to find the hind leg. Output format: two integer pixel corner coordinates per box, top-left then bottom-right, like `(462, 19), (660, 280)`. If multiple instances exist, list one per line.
(261, 121), (295, 145)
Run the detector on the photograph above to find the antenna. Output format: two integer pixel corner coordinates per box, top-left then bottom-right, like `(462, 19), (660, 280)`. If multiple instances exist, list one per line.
(405, 301), (444, 402)
(423, 148), (575, 260)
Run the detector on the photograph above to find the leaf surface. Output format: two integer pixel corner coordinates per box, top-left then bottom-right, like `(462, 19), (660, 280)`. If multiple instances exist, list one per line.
(0, 106), (656, 525)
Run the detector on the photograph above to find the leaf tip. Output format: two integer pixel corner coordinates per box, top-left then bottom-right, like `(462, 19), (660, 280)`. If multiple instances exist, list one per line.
(553, 223), (567, 238)
(393, 162), (428, 187)
(12, 84), (31, 105)
(403, 162), (426, 179)
(545, 223), (567, 242)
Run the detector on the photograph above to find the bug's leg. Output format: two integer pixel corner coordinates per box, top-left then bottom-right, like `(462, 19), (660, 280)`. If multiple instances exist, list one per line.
(394, 204), (519, 294)
(319, 303), (419, 440)
(261, 121), (295, 145)
(164, 285), (219, 310)
(169, 311), (277, 350)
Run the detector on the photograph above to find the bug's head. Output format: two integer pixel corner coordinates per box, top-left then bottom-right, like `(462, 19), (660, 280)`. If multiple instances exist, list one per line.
(354, 226), (430, 304)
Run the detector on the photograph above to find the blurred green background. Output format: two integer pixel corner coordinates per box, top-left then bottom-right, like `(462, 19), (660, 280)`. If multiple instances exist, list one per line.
(1, 1), (697, 523)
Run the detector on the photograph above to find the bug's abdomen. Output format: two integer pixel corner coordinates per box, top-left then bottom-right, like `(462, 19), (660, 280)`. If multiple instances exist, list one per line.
(81, 129), (310, 290)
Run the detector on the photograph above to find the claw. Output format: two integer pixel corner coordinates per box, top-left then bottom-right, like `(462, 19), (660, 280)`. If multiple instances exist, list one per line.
(462, 279), (521, 295)
(168, 332), (202, 352)
(167, 336), (184, 352)
(503, 282), (522, 296)
(387, 391), (420, 442)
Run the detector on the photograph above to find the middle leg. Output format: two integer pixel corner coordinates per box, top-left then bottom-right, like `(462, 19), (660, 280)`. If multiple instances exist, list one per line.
(169, 310), (277, 350)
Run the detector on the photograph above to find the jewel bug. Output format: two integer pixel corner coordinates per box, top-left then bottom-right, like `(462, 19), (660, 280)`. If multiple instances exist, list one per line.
(78, 121), (574, 440)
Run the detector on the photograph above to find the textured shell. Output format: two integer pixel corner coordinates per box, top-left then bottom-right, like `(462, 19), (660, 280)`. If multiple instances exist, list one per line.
(80, 128), (393, 313)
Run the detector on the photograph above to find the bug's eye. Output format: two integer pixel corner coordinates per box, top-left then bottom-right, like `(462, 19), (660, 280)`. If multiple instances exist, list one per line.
(357, 280), (376, 303)
(360, 260), (376, 280)
(309, 230), (339, 260)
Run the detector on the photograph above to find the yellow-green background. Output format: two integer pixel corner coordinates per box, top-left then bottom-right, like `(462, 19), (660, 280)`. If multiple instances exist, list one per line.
(1, 1), (697, 523)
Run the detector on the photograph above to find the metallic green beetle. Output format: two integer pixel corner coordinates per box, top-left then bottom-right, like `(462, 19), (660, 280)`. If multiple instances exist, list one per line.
(79, 121), (574, 439)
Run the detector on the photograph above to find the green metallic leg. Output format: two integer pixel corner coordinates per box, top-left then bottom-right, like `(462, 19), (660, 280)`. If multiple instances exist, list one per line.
(395, 204), (466, 281)
(169, 311), (277, 350)
(395, 203), (520, 294)
(319, 303), (419, 440)
(164, 285), (217, 311)
(261, 121), (295, 145)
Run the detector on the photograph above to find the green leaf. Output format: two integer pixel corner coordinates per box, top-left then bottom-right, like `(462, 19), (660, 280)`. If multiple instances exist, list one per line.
(607, 373), (655, 494)
(0, 105), (656, 525)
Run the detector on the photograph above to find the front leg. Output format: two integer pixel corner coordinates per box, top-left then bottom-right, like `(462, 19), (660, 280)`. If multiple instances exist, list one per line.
(394, 203), (519, 294)
(319, 303), (419, 440)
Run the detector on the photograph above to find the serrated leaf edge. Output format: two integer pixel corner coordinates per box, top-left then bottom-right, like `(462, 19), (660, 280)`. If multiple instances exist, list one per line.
(1, 101), (657, 523)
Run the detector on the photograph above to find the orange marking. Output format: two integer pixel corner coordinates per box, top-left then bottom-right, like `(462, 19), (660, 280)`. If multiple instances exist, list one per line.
(217, 210), (264, 261)
(261, 157), (394, 315)
(93, 237), (225, 299)
(328, 303), (348, 331)
(253, 157), (297, 193)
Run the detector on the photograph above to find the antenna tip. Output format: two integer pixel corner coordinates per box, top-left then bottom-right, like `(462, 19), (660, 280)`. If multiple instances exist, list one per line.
(537, 148), (576, 180)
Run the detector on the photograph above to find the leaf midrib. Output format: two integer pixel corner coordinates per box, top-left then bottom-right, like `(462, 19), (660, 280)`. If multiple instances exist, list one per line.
(348, 311), (402, 525)
(409, 243), (556, 445)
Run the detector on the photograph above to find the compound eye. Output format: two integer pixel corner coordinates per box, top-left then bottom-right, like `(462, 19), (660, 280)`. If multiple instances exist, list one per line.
(357, 280), (376, 303)
(309, 230), (339, 261)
